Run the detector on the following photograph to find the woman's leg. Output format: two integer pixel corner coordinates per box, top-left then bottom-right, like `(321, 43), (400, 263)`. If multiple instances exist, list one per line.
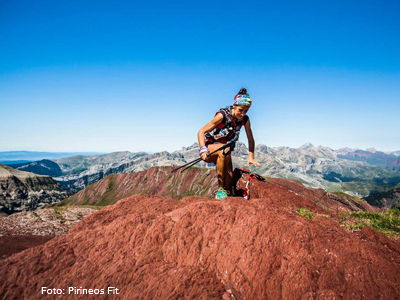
(205, 143), (233, 192)
(224, 157), (233, 193)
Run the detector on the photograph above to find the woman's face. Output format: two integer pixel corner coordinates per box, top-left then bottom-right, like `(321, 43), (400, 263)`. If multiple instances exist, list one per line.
(232, 105), (250, 120)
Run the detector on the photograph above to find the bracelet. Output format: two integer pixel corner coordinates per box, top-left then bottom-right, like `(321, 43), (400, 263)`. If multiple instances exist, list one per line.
(199, 146), (210, 156)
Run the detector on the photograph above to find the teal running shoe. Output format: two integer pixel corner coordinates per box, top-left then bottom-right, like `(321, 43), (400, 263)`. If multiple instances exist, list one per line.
(215, 187), (229, 200)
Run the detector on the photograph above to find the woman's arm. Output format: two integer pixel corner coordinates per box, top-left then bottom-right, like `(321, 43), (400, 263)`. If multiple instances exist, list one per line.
(197, 113), (223, 160)
(244, 119), (261, 167)
(197, 113), (223, 147)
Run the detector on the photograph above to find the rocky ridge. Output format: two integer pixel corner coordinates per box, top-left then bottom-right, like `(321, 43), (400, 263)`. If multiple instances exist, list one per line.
(0, 163), (70, 214)
(8, 159), (62, 177)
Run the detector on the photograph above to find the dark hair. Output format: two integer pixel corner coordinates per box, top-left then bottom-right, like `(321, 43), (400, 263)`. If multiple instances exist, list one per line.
(238, 88), (248, 95)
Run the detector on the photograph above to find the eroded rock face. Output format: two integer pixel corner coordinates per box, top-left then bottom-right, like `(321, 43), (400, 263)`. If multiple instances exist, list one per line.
(0, 164), (70, 214)
(1, 191), (399, 299)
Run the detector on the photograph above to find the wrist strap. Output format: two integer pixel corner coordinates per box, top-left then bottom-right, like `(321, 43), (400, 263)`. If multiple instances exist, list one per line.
(199, 146), (210, 155)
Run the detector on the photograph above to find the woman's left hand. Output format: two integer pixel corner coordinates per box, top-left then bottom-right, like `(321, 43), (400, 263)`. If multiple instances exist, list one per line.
(247, 157), (261, 167)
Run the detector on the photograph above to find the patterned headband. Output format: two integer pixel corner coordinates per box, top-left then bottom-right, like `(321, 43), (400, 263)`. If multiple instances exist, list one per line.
(233, 94), (252, 106)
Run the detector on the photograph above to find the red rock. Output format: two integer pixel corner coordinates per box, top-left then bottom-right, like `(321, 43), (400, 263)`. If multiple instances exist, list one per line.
(0, 190), (399, 299)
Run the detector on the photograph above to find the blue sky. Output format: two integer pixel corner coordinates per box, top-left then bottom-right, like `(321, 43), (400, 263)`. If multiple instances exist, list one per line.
(1, 0), (399, 152)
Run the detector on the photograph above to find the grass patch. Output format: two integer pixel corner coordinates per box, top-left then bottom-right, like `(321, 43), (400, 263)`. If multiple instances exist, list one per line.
(296, 208), (333, 221)
(53, 207), (67, 224)
(296, 208), (314, 220)
(333, 191), (363, 203)
(45, 203), (103, 211)
(340, 209), (400, 240)
(45, 200), (70, 208)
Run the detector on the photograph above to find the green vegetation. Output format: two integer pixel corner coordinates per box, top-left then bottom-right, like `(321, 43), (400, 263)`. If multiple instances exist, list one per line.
(295, 206), (400, 240)
(296, 208), (314, 220)
(321, 165), (400, 198)
(278, 174), (310, 186)
(323, 171), (361, 183)
(364, 183), (400, 208)
(97, 179), (117, 206)
(196, 173), (207, 186)
(296, 208), (332, 221)
(340, 209), (400, 240)
(54, 207), (66, 224)
(333, 191), (363, 203)
(48, 195), (75, 207)
(44, 203), (102, 211)
(339, 181), (396, 198)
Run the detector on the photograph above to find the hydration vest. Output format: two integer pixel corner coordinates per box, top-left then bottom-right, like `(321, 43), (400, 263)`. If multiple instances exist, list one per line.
(204, 105), (249, 145)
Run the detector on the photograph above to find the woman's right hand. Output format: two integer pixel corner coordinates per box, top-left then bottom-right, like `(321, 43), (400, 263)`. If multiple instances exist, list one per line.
(199, 145), (209, 162)
(200, 152), (208, 161)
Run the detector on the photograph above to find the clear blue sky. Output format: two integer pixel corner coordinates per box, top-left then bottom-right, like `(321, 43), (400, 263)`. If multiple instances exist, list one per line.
(1, 0), (399, 152)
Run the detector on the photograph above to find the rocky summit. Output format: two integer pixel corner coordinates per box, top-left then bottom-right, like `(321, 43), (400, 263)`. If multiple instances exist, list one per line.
(1, 168), (399, 299)
(0, 163), (70, 214)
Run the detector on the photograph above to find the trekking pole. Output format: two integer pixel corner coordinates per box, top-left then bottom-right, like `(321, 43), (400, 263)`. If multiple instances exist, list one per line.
(177, 158), (203, 173)
(171, 138), (237, 173)
(171, 157), (201, 173)
(177, 141), (236, 173)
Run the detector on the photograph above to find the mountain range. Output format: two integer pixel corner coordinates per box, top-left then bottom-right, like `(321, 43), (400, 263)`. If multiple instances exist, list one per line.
(0, 151), (103, 165)
(7, 144), (400, 208)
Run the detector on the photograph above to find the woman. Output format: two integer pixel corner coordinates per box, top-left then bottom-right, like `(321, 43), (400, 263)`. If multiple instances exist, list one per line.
(197, 88), (261, 200)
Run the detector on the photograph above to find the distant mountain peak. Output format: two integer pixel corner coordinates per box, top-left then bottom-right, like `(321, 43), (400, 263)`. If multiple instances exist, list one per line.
(300, 142), (315, 149)
(181, 143), (199, 151)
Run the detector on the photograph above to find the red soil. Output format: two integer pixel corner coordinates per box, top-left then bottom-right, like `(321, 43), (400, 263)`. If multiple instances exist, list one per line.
(1, 189), (399, 299)
(0, 235), (54, 260)
(236, 174), (378, 214)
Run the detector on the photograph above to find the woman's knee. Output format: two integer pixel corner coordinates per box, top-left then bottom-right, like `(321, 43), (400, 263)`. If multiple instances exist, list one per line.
(217, 148), (231, 159)
(217, 152), (231, 163)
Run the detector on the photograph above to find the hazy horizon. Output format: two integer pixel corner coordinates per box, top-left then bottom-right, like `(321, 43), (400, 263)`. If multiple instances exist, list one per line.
(0, 142), (399, 154)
